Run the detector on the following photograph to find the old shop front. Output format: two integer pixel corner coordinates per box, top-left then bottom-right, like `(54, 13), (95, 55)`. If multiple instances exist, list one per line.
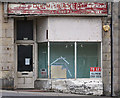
(2, 2), (111, 95)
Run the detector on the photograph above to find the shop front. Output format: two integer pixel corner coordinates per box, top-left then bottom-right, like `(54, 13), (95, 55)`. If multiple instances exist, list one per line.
(37, 17), (102, 79)
(5, 2), (110, 95)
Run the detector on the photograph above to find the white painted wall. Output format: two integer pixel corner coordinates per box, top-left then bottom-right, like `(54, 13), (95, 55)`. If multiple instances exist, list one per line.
(37, 17), (48, 42)
(48, 17), (102, 41)
(37, 17), (102, 42)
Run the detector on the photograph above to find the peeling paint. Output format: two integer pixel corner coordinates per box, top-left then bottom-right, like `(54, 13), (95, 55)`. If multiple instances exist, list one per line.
(52, 79), (103, 95)
(8, 2), (107, 15)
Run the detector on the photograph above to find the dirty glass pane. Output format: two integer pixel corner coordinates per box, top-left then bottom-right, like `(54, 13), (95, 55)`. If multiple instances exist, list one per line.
(17, 45), (33, 72)
(77, 43), (101, 78)
(38, 43), (48, 78)
(50, 42), (74, 79)
(17, 20), (33, 40)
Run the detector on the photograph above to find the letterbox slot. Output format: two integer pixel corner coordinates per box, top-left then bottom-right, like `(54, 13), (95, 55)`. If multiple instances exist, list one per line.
(22, 73), (28, 75)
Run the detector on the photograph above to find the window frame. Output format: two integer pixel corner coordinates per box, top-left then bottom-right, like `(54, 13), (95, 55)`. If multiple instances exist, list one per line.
(37, 41), (102, 79)
(15, 18), (36, 44)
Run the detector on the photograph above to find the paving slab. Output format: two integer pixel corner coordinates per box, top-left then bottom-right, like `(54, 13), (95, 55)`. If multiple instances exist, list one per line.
(0, 90), (113, 98)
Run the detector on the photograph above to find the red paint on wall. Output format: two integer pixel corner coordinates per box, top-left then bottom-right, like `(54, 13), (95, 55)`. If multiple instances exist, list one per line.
(8, 2), (107, 15)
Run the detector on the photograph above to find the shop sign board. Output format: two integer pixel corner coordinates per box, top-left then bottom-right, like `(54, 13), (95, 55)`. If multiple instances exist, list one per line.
(90, 67), (101, 78)
(8, 2), (107, 15)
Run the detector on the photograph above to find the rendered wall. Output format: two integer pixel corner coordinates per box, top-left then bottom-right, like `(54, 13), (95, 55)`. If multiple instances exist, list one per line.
(37, 17), (48, 42)
(37, 17), (102, 42)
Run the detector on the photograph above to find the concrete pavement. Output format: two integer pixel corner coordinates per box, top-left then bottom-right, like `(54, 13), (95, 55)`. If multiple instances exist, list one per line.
(1, 90), (84, 96)
(0, 90), (113, 98)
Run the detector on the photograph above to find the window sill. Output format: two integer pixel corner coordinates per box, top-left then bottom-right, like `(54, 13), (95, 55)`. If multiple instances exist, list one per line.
(36, 78), (102, 81)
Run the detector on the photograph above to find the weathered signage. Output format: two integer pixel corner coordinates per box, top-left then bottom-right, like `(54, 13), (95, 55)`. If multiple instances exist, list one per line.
(8, 2), (107, 15)
(90, 67), (101, 78)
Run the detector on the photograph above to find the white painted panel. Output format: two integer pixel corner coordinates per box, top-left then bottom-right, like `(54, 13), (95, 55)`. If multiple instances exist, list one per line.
(37, 17), (48, 42)
(25, 78), (33, 84)
(18, 78), (24, 84)
(48, 17), (102, 41)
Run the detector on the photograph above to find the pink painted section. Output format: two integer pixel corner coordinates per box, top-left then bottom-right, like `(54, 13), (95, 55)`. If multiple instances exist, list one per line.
(8, 2), (107, 15)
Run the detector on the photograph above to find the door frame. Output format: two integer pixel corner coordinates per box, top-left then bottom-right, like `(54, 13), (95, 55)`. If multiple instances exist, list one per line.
(14, 17), (37, 88)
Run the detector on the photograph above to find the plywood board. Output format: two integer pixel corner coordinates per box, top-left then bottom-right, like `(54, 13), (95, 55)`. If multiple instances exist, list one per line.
(51, 65), (66, 79)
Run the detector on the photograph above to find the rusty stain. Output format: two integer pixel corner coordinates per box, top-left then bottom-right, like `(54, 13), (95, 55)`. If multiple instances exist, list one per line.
(8, 2), (108, 15)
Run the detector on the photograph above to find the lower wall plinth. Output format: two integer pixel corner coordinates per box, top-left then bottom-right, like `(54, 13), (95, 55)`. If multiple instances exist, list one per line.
(35, 78), (103, 95)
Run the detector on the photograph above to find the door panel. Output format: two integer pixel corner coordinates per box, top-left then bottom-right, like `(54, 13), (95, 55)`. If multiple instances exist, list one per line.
(17, 45), (34, 88)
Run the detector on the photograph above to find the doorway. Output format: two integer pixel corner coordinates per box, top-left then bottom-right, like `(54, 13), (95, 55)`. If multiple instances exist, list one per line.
(17, 45), (34, 88)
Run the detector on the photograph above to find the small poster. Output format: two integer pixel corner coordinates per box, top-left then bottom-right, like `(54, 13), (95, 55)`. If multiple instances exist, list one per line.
(90, 67), (101, 78)
(25, 58), (30, 65)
